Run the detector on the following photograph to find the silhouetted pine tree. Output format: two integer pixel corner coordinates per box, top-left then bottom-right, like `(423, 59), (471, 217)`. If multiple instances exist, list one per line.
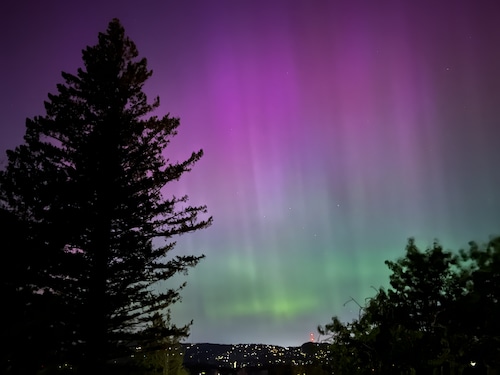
(0, 18), (212, 374)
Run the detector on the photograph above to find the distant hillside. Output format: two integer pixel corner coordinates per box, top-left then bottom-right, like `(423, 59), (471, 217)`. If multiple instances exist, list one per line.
(182, 342), (331, 369)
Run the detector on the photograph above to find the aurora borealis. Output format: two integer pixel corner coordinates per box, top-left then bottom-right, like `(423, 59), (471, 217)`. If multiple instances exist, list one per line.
(1, 0), (500, 347)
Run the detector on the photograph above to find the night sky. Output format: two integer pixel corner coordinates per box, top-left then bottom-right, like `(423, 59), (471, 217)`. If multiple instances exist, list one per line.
(1, 0), (500, 347)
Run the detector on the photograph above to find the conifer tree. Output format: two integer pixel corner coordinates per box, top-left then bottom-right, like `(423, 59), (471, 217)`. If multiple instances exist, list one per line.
(0, 18), (212, 373)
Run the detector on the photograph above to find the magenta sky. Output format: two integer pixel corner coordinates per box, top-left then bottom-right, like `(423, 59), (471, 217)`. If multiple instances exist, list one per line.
(1, 0), (500, 346)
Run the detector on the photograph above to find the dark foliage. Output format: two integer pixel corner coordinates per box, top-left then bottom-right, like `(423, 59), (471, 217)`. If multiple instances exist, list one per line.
(0, 19), (212, 374)
(320, 237), (500, 375)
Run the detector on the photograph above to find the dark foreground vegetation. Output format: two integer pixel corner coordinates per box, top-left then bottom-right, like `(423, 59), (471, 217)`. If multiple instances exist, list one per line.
(1, 19), (211, 374)
(319, 237), (500, 375)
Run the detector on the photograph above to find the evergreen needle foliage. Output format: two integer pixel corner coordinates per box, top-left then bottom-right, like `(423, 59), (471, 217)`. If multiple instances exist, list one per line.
(0, 19), (212, 374)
